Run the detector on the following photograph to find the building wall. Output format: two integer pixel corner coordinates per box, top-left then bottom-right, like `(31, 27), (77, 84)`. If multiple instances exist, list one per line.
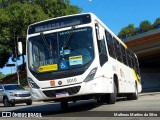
(141, 68), (160, 92)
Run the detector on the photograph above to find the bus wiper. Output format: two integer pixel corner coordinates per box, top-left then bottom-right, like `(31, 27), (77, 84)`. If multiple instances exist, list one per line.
(40, 32), (52, 52)
(63, 26), (76, 48)
(61, 26), (75, 57)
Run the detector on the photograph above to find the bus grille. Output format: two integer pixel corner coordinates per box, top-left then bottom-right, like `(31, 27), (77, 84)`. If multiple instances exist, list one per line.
(43, 86), (81, 97)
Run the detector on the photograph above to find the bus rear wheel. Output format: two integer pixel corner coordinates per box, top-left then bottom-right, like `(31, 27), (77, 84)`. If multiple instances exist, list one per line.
(127, 83), (138, 100)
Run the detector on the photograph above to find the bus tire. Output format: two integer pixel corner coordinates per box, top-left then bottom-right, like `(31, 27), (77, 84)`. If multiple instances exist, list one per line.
(97, 96), (106, 103)
(10, 103), (15, 107)
(107, 82), (117, 104)
(127, 83), (138, 100)
(61, 101), (68, 110)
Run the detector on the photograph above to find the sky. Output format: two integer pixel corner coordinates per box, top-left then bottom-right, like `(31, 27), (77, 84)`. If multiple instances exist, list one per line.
(70, 0), (160, 34)
(1, 0), (160, 75)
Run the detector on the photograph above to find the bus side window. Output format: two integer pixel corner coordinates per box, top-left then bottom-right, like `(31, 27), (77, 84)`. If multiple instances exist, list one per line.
(98, 38), (108, 66)
(129, 50), (134, 69)
(136, 58), (141, 76)
(116, 41), (123, 63)
(127, 49), (132, 68)
(121, 45), (128, 66)
(105, 31), (116, 59)
(95, 24), (108, 66)
(114, 39), (119, 60)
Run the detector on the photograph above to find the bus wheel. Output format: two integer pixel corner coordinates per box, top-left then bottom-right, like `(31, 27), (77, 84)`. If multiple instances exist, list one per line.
(127, 83), (138, 100)
(97, 96), (106, 103)
(106, 82), (117, 104)
(61, 101), (68, 110)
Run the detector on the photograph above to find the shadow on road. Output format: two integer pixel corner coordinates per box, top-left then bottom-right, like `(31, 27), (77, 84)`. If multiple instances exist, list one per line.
(9, 97), (129, 117)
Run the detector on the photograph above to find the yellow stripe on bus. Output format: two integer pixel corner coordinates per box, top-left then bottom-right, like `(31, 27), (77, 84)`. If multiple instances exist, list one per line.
(132, 69), (140, 85)
(124, 44), (127, 49)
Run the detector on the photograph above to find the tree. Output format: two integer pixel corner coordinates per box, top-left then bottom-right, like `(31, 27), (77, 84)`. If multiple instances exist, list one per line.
(0, 72), (5, 79)
(154, 17), (160, 28)
(139, 20), (152, 32)
(0, 8), (11, 68)
(0, 1), (49, 68)
(155, 17), (160, 24)
(0, 0), (82, 68)
(118, 24), (137, 38)
(33, 0), (82, 17)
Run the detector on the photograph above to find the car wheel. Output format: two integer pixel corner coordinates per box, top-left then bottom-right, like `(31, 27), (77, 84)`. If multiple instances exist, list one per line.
(3, 97), (10, 107)
(26, 101), (32, 105)
(10, 103), (15, 107)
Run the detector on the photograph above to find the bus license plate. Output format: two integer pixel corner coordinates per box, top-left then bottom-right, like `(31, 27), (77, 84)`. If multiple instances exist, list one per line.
(55, 92), (69, 98)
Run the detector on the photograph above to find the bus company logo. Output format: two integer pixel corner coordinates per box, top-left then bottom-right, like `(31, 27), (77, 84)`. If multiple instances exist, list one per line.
(50, 80), (55, 86)
(58, 81), (62, 85)
(2, 112), (11, 117)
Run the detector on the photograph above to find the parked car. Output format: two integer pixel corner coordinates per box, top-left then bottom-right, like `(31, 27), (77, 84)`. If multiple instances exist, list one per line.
(0, 84), (32, 107)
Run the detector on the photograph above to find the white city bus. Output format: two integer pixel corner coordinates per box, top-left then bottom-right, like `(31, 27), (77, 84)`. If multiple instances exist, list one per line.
(25, 13), (142, 109)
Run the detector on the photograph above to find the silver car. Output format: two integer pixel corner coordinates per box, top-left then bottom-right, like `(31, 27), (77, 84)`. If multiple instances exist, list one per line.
(0, 84), (32, 107)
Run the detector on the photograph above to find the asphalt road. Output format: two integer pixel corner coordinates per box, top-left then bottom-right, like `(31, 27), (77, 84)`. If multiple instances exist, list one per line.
(0, 92), (160, 120)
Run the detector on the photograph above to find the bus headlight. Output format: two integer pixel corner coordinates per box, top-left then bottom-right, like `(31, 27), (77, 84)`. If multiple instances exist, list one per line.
(28, 78), (40, 89)
(84, 67), (97, 82)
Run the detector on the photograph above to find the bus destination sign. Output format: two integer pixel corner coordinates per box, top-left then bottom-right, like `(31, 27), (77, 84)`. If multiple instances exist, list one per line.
(28, 14), (91, 34)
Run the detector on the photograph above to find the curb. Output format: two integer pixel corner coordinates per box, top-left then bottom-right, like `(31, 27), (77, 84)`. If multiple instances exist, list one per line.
(139, 92), (160, 96)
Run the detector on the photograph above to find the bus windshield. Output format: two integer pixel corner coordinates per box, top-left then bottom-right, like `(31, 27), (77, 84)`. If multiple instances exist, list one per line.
(28, 27), (94, 73)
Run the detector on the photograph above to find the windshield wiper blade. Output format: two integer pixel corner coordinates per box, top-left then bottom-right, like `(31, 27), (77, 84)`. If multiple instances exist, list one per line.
(63, 26), (76, 48)
(61, 26), (76, 58)
(40, 32), (52, 52)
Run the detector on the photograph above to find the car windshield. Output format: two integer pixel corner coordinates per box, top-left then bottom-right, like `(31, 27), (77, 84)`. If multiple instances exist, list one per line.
(28, 27), (94, 73)
(4, 85), (25, 90)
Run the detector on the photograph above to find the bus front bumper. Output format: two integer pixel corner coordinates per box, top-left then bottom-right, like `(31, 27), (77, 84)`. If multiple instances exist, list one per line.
(30, 76), (113, 101)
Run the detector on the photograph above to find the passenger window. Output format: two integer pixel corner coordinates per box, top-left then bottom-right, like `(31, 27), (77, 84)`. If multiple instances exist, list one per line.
(121, 46), (128, 65)
(105, 31), (116, 59)
(115, 41), (123, 62)
(98, 38), (108, 66)
(128, 49), (133, 68)
(95, 23), (108, 66)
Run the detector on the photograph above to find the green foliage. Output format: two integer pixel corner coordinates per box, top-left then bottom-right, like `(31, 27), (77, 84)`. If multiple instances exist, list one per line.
(0, 72), (5, 79)
(139, 20), (152, 31)
(33, 0), (82, 17)
(0, 45), (11, 68)
(154, 17), (160, 24)
(0, 0), (82, 68)
(118, 24), (137, 37)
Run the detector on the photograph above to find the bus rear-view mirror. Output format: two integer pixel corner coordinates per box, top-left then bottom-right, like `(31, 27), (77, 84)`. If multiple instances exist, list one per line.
(18, 41), (23, 55)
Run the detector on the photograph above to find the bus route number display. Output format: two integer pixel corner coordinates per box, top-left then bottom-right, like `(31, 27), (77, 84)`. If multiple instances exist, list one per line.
(28, 14), (91, 34)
